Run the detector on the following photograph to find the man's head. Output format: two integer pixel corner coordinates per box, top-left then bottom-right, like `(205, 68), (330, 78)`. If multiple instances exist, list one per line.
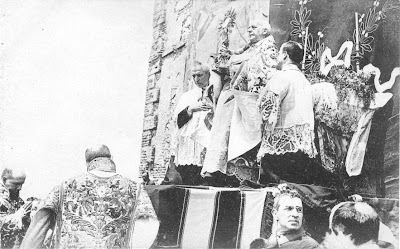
(276, 41), (304, 70)
(272, 189), (303, 233)
(247, 19), (271, 44)
(85, 144), (116, 173)
(191, 61), (210, 89)
(1, 168), (26, 200)
(142, 172), (150, 182)
(85, 144), (112, 164)
(330, 202), (380, 245)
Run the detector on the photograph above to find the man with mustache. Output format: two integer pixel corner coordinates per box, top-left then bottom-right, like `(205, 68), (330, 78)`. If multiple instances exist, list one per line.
(265, 188), (319, 249)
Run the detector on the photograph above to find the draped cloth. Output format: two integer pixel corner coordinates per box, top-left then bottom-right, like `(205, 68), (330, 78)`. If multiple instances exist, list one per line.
(312, 82), (393, 176)
(201, 36), (278, 182)
(145, 185), (273, 249)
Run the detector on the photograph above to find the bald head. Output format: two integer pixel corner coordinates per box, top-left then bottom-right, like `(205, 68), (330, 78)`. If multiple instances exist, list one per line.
(1, 167), (26, 200)
(248, 19), (271, 44)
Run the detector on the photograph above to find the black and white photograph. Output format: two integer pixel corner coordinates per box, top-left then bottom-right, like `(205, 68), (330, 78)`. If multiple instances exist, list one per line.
(0, 0), (398, 248)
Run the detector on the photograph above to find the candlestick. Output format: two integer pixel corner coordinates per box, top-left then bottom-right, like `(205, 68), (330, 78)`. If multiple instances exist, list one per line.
(355, 12), (360, 72)
(355, 12), (360, 52)
(302, 26), (309, 71)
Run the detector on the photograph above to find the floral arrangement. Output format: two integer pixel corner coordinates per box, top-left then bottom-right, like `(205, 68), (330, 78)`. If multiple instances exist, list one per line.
(310, 66), (375, 137)
(328, 67), (375, 108)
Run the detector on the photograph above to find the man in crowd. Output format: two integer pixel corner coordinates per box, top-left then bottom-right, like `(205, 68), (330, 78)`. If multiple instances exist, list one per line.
(261, 186), (319, 248)
(320, 201), (381, 249)
(21, 144), (146, 248)
(258, 41), (318, 184)
(172, 61), (212, 185)
(0, 167), (31, 248)
(142, 171), (156, 185)
(202, 18), (278, 186)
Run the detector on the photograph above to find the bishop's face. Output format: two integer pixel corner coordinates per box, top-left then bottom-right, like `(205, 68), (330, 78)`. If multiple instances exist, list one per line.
(248, 21), (266, 44)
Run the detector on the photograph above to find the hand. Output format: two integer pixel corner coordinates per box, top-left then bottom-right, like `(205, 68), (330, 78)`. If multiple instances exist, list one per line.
(218, 46), (232, 55)
(188, 101), (212, 115)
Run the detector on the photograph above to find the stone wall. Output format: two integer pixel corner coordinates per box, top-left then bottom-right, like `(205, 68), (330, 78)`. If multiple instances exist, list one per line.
(140, 0), (194, 179)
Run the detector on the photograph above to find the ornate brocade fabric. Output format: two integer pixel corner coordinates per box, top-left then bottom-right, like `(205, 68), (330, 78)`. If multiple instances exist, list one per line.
(0, 184), (26, 249)
(42, 173), (137, 249)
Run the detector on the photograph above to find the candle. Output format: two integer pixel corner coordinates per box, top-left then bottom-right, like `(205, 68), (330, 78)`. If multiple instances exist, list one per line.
(302, 26), (309, 70)
(355, 12), (359, 51)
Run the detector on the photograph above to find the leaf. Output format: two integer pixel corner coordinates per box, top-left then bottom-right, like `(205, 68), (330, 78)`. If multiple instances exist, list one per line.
(363, 35), (374, 44)
(367, 24), (379, 33)
(290, 20), (300, 27)
(304, 20), (312, 27)
(361, 43), (372, 53)
(295, 10), (301, 23)
(291, 29), (301, 36)
(304, 8), (312, 22)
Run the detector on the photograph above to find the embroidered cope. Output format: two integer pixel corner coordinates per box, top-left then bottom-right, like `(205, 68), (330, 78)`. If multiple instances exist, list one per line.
(41, 173), (137, 249)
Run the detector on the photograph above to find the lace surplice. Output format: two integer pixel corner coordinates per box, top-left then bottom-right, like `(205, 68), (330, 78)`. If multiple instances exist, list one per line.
(258, 66), (317, 159)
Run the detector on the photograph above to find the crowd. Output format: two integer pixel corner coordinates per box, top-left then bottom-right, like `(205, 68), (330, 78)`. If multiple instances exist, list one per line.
(0, 159), (395, 248)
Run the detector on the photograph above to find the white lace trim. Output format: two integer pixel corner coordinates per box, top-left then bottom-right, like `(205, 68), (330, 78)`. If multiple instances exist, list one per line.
(174, 136), (205, 166)
(258, 123), (317, 159)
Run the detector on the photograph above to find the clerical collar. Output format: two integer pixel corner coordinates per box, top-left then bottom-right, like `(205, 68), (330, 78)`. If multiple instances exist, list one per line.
(276, 228), (307, 246)
(87, 157), (116, 173)
(281, 63), (301, 72)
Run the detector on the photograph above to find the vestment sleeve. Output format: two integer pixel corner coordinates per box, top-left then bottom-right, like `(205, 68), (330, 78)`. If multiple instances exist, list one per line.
(40, 185), (60, 213)
(20, 208), (56, 249)
(177, 107), (192, 128)
(259, 90), (280, 132)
